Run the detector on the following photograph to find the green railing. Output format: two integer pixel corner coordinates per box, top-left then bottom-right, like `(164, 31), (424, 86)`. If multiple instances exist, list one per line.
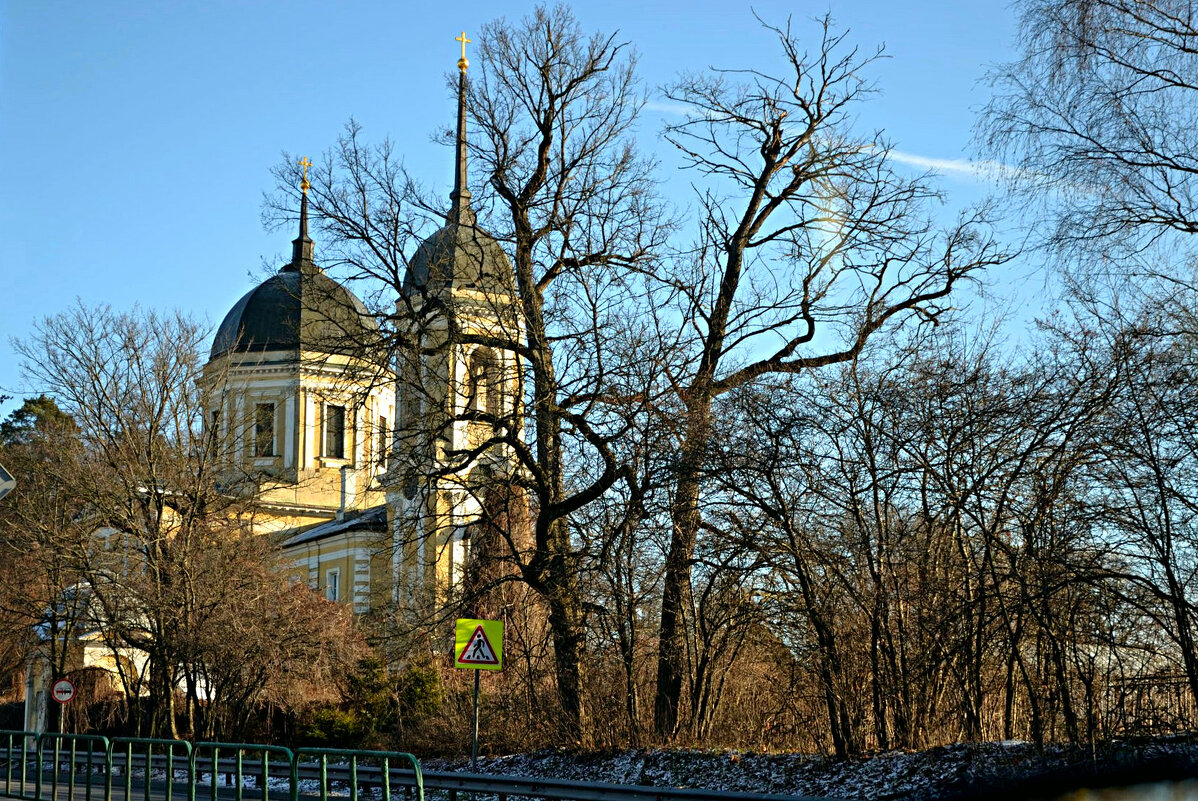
(293, 749), (423, 801)
(191, 744), (292, 801)
(109, 738), (191, 801)
(36, 734), (109, 801)
(0, 732), (36, 801)
(0, 734), (422, 801)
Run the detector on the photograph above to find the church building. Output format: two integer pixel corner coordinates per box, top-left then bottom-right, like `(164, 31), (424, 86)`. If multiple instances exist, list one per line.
(23, 35), (526, 734)
(201, 37), (524, 617)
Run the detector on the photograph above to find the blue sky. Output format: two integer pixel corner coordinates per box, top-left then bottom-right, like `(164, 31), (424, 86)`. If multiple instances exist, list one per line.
(0, 1), (1019, 419)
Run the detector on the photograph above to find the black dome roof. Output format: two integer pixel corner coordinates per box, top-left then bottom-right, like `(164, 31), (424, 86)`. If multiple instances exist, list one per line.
(404, 65), (516, 300)
(403, 221), (514, 297)
(210, 265), (376, 359)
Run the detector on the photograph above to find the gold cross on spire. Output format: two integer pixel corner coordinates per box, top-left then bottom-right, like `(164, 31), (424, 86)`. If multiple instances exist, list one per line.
(456, 31), (471, 73)
(298, 156), (312, 194)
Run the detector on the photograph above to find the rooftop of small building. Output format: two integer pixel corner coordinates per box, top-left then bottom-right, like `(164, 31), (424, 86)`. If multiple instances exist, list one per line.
(280, 504), (388, 548)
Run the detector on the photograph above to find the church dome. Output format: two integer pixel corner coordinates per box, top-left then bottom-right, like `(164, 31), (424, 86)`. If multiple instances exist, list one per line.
(402, 220), (514, 297)
(210, 266), (376, 359)
(402, 59), (515, 301)
(210, 188), (377, 360)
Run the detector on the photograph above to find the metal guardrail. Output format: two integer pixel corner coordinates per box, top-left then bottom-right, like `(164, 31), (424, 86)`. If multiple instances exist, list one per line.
(37, 734), (109, 801)
(0, 734), (426, 801)
(0, 731), (835, 801)
(0, 732), (35, 801)
(414, 771), (833, 801)
(110, 738), (191, 801)
(192, 743), (294, 801)
(293, 748), (423, 801)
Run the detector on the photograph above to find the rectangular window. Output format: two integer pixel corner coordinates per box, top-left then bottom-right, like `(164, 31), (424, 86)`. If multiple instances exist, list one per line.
(324, 404), (345, 458)
(254, 403), (275, 457)
(325, 568), (340, 602)
(377, 415), (388, 466)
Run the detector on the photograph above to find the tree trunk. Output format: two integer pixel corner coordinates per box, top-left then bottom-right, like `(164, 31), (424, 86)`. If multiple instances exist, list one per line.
(546, 587), (587, 745)
(655, 418), (708, 739)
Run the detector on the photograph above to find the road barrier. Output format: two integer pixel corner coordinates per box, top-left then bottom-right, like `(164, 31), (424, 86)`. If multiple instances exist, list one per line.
(0, 732), (35, 801)
(0, 731), (836, 801)
(110, 738), (191, 801)
(292, 749), (421, 801)
(36, 734), (108, 801)
(191, 743), (294, 801)
(0, 733), (423, 801)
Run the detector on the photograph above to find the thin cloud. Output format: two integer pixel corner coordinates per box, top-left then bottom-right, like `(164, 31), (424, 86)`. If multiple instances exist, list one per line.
(637, 104), (1023, 186)
(644, 100), (693, 117)
(889, 150), (1019, 183)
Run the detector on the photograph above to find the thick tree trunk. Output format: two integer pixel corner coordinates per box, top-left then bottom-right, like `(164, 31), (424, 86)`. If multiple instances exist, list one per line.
(653, 526), (693, 738)
(148, 649), (175, 738)
(869, 597), (891, 751)
(1164, 569), (1198, 718)
(654, 413), (709, 739)
(544, 520), (588, 745)
(516, 244), (594, 744)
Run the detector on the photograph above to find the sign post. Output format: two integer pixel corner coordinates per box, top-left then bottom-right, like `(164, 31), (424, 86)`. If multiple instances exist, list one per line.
(454, 618), (502, 770)
(0, 462), (15, 502)
(51, 678), (75, 733)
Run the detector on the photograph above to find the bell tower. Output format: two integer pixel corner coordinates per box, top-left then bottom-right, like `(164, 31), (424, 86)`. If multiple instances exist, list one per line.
(385, 33), (525, 612)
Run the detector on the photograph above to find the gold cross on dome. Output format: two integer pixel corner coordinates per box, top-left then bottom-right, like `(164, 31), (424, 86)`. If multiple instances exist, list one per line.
(456, 31), (471, 72)
(298, 156), (312, 193)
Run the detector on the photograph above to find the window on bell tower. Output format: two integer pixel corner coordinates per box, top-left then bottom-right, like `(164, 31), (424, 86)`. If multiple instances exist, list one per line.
(208, 408), (222, 444)
(466, 348), (499, 417)
(324, 404), (346, 459)
(254, 403), (275, 457)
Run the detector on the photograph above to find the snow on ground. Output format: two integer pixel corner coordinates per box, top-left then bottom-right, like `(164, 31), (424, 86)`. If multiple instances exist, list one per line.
(422, 738), (1198, 800)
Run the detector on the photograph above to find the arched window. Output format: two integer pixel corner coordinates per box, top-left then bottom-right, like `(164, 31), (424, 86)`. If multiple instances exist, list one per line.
(465, 348), (499, 417)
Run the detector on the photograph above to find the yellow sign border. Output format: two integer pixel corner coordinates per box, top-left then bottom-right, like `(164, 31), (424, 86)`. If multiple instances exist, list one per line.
(454, 618), (503, 670)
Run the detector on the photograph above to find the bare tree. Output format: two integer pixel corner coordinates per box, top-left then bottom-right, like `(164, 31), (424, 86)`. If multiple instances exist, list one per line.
(181, 551), (365, 740)
(13, 304), (358, 738)
(983, 0), (1198, 270)
(0, 397), (93, 731)
(1077, 295), (1198, 720)
(649, 17), (1006, 739)
(280, 6), (670, 744)
(460, 7), (671, 743)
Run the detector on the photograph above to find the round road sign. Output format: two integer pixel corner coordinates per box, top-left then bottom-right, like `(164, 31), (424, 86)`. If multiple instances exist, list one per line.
(51, 678), (75, 704)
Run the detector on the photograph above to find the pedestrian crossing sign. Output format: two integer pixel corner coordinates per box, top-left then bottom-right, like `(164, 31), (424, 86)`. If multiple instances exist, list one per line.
(454, 618), (503, 670)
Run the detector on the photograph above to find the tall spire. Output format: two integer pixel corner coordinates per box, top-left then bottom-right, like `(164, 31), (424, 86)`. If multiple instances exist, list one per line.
(287, 156), (315, 272)
(449, 31), (476, 226)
